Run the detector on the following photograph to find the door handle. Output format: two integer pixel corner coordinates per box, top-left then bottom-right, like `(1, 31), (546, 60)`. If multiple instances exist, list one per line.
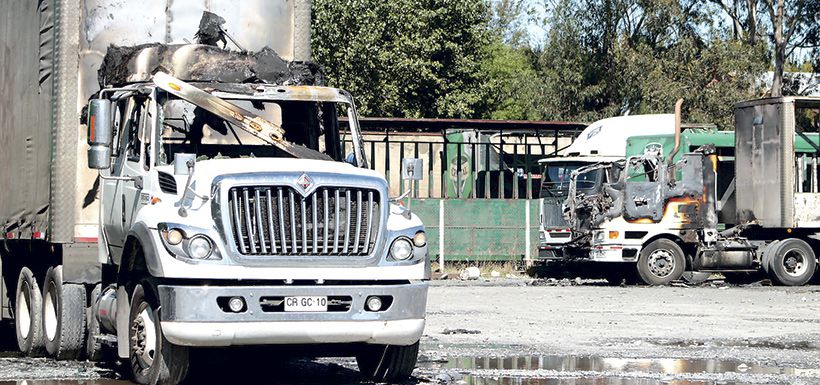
(121, 194), (126, 229)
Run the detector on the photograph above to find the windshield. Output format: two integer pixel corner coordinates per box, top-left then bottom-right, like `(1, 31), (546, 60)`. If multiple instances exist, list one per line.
(157, 95), (343, 165)
(540, 162), (602, 196)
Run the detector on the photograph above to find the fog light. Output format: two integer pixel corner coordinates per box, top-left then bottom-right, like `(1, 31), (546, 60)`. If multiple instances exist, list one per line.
(228, 297), (245, 313)
(366, 296), (383, 311)
(165, 229), (184, 245)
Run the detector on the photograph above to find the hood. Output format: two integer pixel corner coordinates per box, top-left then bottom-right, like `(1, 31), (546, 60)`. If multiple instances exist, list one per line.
(565, 114), (675, 157)
(156, 158), (385, 196)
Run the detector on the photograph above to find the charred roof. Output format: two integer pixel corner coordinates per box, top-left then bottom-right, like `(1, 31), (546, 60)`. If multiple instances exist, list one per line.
(98, 44), (323, 88)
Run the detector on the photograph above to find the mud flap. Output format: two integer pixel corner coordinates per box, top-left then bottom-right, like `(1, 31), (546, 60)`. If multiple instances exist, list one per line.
(116, 285), (130, 358)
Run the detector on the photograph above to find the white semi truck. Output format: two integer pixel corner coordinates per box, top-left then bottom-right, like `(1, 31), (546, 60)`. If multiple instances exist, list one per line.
(0, 2), (429, 384)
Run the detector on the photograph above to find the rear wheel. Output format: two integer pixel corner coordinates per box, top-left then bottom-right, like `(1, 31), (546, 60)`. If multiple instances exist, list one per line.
(768, 239), (817, 286)
(43, 266), (86, 360)
(128, 283), (189, 385)
(356, 342), (420, 382)
(637, 239), (685, 286)
(15, 267), (45, 356)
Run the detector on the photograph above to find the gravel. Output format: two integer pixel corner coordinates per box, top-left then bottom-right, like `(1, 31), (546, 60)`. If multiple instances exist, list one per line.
(1, 282), (819, 384)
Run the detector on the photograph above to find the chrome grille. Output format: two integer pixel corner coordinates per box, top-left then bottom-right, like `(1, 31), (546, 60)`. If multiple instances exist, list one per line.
(228, 186), (381, 256)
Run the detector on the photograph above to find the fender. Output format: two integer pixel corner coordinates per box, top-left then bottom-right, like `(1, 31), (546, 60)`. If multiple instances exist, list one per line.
(116, 223), (164, 358)
(119, 222), (165, 279)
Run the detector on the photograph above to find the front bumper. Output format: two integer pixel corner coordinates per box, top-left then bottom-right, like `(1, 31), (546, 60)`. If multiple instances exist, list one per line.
(157, 281), (428, 347)
(589, 246), (639, 262)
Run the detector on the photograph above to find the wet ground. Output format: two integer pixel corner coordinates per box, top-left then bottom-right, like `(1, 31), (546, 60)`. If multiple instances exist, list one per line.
(1, 281), (819, 384)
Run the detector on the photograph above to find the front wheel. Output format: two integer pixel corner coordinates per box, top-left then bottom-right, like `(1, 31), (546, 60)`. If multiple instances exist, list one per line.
(356, 341), (420, 382)
(128, 283), (189, 385)
(637, 239), (685, 285)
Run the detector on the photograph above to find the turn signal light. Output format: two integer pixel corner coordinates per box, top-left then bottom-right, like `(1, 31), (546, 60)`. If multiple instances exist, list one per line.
(608, 231), (619, 239)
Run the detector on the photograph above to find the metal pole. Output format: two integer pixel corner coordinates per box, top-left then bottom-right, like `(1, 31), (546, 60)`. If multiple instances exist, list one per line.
(485, 141), (490, 198)
(414, 143), (420, 198)
(438, 199), (444, 271)
(399, 141), (405, 197)
(471, 142), (476, 199)
(513, 137), (519, 199)
(428, 142), (434, 198)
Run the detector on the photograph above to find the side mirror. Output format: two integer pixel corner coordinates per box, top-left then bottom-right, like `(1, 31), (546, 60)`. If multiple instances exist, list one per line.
(87, 99), (113, 170)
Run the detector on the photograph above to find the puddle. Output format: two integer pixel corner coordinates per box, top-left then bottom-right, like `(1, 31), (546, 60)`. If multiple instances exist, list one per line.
(0, 382), (129, 385)
(442, 355), (801, 375)
(430, 355), (820, 385)
(461, 377), (740, 385)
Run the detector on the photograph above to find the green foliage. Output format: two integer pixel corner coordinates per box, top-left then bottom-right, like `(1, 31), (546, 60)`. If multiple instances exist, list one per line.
(312, 0), (492, 118)
(312, 0), (795, 128)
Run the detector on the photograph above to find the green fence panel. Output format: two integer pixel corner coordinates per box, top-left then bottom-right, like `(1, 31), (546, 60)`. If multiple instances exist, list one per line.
(407, 199), (440, 262)
(409, 198), (533, 262)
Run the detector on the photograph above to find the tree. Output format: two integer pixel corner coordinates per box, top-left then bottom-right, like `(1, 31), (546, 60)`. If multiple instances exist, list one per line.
(711, 0), (818, 96)
(312, 0), (492, 118)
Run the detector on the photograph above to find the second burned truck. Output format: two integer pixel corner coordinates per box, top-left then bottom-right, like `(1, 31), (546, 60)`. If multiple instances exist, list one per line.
(559, 98), (820, 285)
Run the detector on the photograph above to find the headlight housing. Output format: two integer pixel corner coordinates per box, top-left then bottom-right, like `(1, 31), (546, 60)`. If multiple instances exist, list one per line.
(389, 238), (414, 261)
(159, 223), (220, 261)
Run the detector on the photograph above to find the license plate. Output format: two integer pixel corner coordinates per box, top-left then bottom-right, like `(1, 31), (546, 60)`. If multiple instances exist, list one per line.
(284, 296), (328, 312)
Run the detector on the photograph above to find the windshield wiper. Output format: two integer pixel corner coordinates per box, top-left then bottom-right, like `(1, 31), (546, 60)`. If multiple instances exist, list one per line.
(153, 72), (331, 160)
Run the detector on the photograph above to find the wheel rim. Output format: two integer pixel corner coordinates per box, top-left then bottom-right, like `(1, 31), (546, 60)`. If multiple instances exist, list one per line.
(647, 249), (676, 278)
(782, 248), (808, 277)
(16, 282), (31, 338)
(44, 283), (58, 342)
(132, 302), (157, 369)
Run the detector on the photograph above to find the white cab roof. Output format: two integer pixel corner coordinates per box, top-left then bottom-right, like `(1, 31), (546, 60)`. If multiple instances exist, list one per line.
(563, 114), (675, 157)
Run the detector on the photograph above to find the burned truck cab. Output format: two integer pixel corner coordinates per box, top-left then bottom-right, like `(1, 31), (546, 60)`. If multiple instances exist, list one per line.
(84, 45), (428, 384)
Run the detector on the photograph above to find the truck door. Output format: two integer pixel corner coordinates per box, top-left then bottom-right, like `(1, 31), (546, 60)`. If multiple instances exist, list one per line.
(101, 97), (148, 260)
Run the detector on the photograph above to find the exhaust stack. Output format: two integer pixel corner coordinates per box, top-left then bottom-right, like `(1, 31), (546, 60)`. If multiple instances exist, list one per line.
(666, 98), (684, 165)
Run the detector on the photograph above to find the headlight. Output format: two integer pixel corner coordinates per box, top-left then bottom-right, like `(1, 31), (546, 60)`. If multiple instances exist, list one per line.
(187, 236), (213, 259)
(390, 238), (413, 261)
(594, 231), (605, 243)
(413, 231), (427, 247)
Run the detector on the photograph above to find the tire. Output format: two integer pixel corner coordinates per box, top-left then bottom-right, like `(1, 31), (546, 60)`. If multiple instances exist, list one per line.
(15, 267), (46, 356)
(86, 284), (103, 361)
(43, 266), (87, 360)
(356, 341), (419, 382)
(767, 239), (817, 286)
(128, 283), (189, 385)
(636, 239), (686, 286)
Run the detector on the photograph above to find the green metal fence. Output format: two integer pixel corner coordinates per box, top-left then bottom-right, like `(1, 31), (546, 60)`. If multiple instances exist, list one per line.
(341, 119), (585, 263)
(408, 199), (540, 263)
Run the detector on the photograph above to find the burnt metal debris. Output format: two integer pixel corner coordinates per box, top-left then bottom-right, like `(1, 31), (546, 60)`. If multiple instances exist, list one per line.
(195, 11), (228, 47)
(98, 44), (323, 88)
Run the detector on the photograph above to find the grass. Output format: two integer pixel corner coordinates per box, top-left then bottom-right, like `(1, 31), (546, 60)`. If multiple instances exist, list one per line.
(432, 260), (526, 279)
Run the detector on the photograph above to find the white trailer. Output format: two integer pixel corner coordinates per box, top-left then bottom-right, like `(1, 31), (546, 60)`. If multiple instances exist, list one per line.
(1, 2), (429, 384)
